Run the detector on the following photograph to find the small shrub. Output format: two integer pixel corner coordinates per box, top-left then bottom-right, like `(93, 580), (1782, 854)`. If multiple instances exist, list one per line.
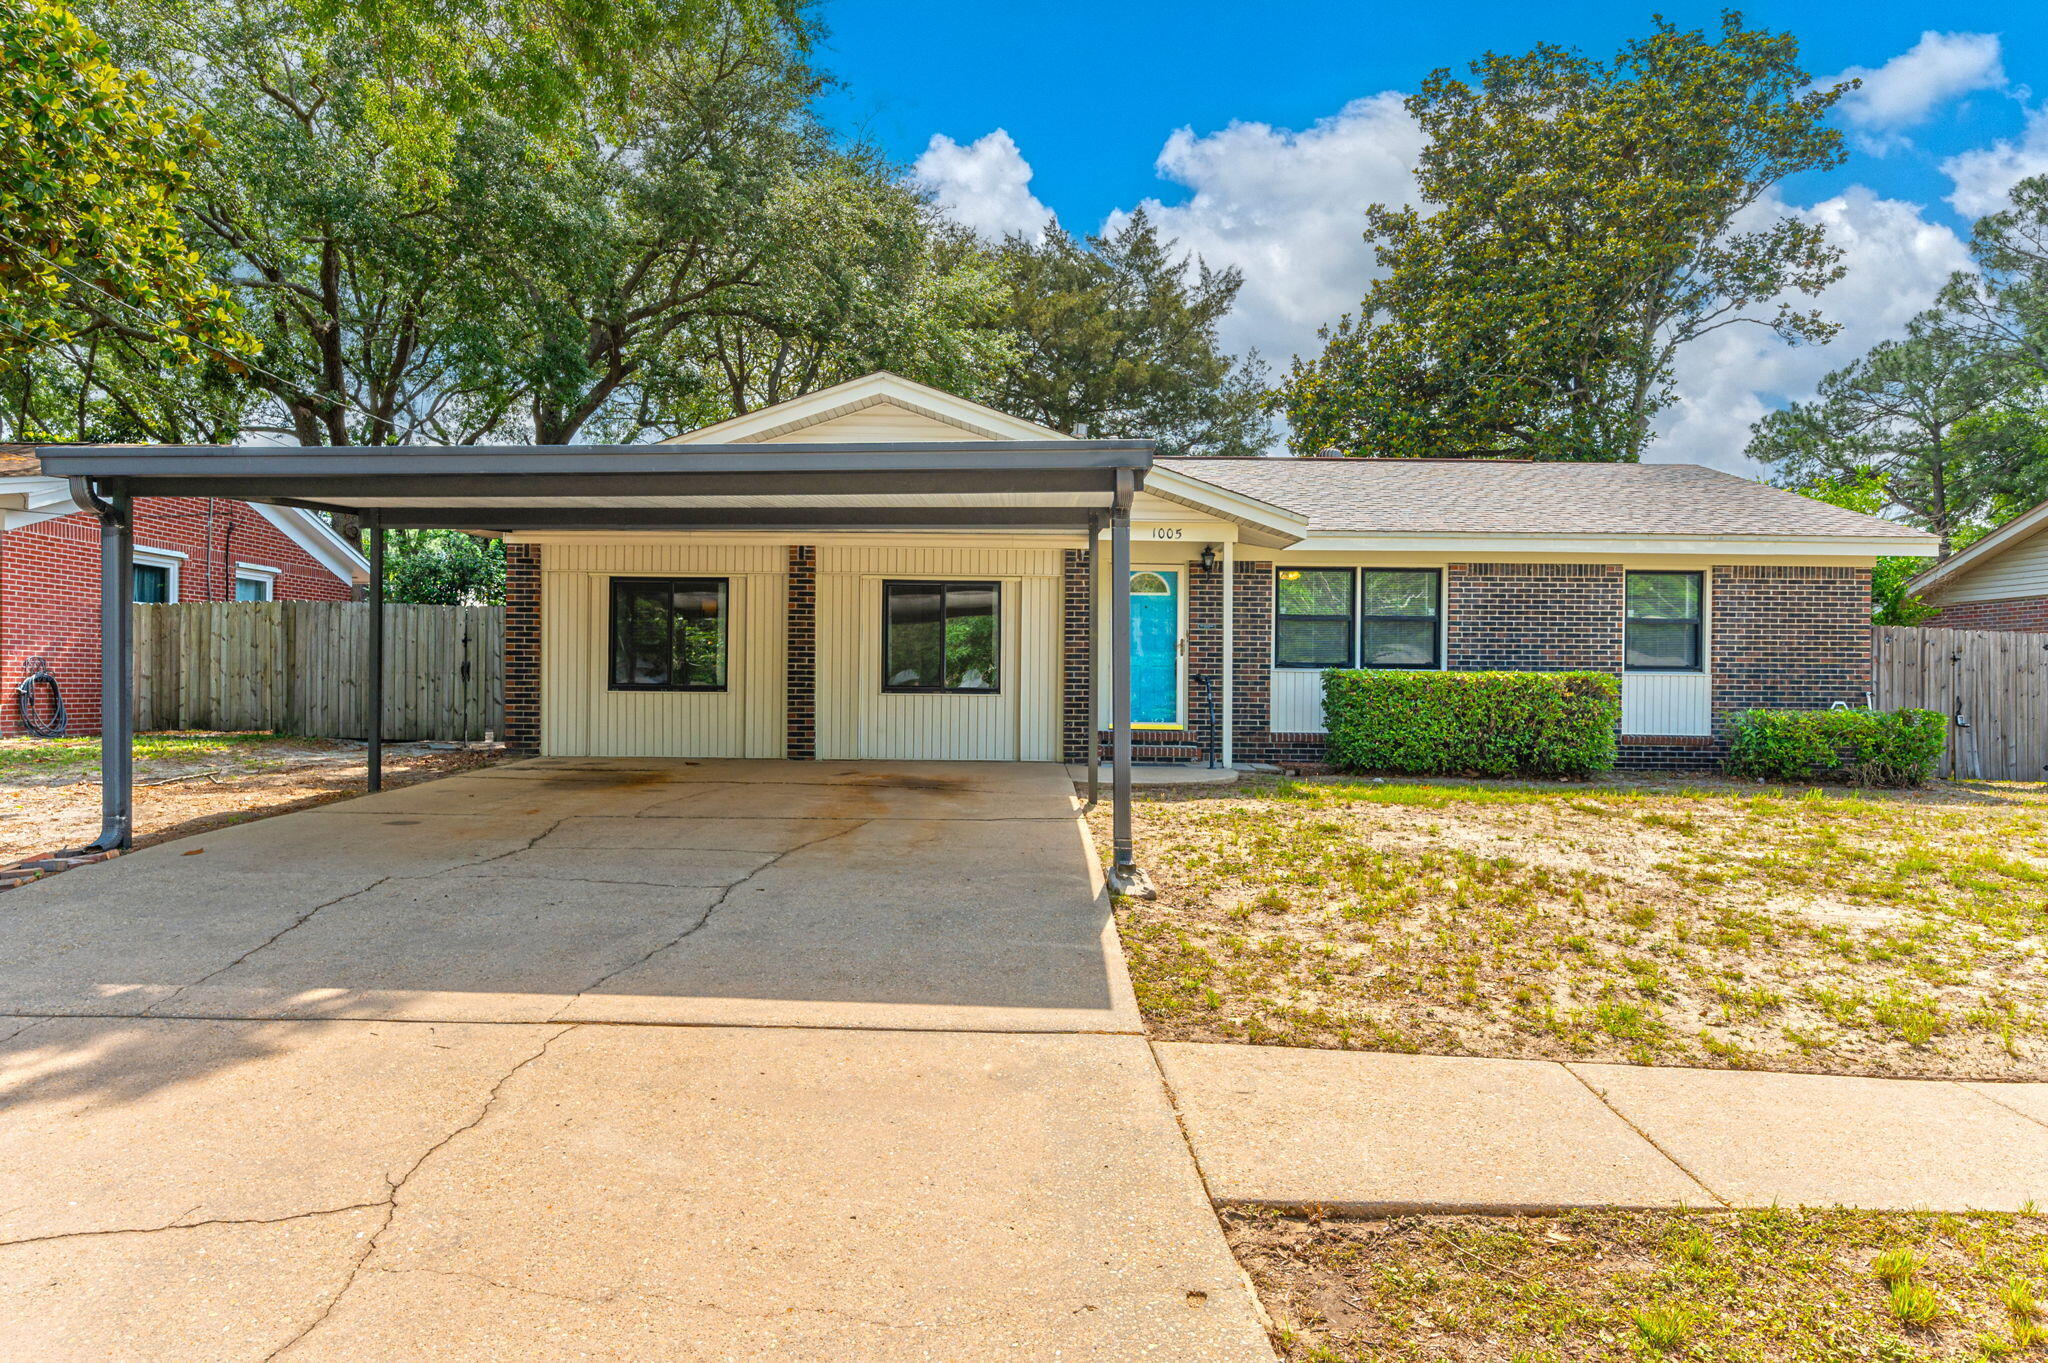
(1872, 1248), (1922, 1285)
(1321, 670), (1620, 780)
(1725, 708), (1944, 788)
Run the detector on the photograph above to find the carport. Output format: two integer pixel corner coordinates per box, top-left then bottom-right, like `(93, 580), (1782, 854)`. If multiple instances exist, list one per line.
(37, 440), (1156, 889)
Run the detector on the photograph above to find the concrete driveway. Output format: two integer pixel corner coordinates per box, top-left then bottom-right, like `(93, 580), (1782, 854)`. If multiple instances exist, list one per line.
(0, 759), (1273, 1361)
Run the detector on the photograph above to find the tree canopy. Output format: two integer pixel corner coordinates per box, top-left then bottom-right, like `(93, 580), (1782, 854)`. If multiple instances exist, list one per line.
(1752, 175), (2048, 557)
(1283, 13), (1849, 461)
(0, 0), (253, 437)
(988, 211), (1271, 456)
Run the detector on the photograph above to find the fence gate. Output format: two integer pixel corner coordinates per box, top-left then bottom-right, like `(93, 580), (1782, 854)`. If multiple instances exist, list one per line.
(1873, 625), (2048, 781)
(133, 601), (503, 742)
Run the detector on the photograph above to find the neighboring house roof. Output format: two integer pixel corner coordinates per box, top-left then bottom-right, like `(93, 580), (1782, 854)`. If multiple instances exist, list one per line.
(0, 446), (370, 583)
(1906, 497), (2048, 600)
(1160, 457), (1936, 545)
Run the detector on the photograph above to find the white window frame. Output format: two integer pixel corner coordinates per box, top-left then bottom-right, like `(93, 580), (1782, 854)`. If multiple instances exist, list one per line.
(234, 562), (281, 602)
(132, 546), (185, 603)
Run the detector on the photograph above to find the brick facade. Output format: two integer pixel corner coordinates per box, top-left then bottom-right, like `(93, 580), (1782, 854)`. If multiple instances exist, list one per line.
(1, 497), (355, 737)
(501, 543), (542, 754)
(1061, 549), (1091, 763)
(1447, 562), (1625, 672)
(1926, 596), (2048, 632)
(785, 545), (817, 759)
(1709, 564), (1872, 727)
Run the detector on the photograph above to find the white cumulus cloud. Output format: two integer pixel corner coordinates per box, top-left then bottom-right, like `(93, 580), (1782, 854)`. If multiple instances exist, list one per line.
(1822, 31), (2005, 130)
(1944, 104), (2048, 220)
(910, 129), (1055, 242)
(1104, 94), (1424, 367)
(1650, 187), (1972, 474)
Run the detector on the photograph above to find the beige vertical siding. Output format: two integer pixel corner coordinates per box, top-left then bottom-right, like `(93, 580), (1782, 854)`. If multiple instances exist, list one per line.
(814, 544), (1062, 761)
(1620, 673), (1712, 736)
(538, 542), (784, 757)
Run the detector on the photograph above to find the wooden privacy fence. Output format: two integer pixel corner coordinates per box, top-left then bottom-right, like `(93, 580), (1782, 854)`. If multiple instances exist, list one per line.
(1874, 625), (2048, 781)
(134, 601), (503, 742)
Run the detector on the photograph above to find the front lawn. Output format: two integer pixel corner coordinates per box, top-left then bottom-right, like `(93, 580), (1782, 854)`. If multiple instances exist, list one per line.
(1229, 1206), (2048, 1362)
(1104, 775), (2048, 1078)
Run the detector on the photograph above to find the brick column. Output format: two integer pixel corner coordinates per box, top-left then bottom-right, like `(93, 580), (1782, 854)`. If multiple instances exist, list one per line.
(1232, 560), (1274, 753)
(1061, 547), (1092, 763)
(502, 543), (542, 754)
(785, 545), (817, 759)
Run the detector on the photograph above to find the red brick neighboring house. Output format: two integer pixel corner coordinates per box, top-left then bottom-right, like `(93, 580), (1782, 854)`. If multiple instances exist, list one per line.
(0, 446), (367, 737)
(1911, 497), (2048, 632)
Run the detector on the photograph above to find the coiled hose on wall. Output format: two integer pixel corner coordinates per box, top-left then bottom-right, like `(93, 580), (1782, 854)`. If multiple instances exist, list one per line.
(16, 657), (66, 738)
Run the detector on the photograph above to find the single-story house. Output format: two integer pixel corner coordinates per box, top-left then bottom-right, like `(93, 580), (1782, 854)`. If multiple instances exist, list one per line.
(1909, 498), (2048, 631)
(37, 372), (1934, 879)
(1, 444), (367, 736)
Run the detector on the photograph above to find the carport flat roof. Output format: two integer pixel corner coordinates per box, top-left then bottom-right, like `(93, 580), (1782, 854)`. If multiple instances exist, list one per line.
(36, 439), (1154, 533)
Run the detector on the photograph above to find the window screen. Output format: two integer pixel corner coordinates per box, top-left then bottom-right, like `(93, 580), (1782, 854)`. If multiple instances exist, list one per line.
(1274, 568), (1354, 668)
(1626, 572), (1704, 671)
(1358, 569), (1440, 668)
(608, 578), (728, 691)
(882, 581), (999, 692)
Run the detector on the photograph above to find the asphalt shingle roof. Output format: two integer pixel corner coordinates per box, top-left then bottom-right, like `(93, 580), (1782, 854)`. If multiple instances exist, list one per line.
(0, 444), (41, 476)
(1162, 457), (1930, 540)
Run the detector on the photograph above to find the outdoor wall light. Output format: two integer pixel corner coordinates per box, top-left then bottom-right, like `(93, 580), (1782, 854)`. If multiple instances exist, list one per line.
(1200, 544), (1219, 573)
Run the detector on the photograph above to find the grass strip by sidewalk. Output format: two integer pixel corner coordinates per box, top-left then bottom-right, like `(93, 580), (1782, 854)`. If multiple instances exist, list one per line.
(1228, 1206), (2048, 1361)
(0, 731), (306, 780)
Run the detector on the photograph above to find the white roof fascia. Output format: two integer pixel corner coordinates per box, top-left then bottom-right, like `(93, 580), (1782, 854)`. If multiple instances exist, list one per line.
(1140, 466), (1308, 548)
(1293, 531), (1940, 558)
(251, 503), (371, 584)
(1906, 499), (2048, 596)
(660, 372), (1069, 445)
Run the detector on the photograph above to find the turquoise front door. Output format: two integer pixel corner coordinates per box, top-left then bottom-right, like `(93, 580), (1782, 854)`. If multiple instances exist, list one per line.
(1130, 570), (1180, 726)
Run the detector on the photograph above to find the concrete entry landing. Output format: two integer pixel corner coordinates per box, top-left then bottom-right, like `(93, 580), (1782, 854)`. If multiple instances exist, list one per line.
(0, 760), (1274, 1361)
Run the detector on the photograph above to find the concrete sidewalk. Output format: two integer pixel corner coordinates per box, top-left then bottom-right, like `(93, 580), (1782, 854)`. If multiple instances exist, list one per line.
(1158, 1042), (2048, 1215)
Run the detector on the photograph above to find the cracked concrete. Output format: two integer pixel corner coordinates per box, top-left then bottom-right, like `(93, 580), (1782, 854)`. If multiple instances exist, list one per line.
(0, 760), (1271, 1361)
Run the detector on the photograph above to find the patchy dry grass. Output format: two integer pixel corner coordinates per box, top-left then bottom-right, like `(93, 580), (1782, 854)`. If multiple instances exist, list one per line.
(1099, 774), (2048, 1078)
(1229, 1206), (2048, 1362)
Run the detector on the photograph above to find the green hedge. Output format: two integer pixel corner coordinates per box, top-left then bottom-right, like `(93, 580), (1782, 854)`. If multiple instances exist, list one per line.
(1724, 708), (1945, 787)
(1321, 670), (1621, 780)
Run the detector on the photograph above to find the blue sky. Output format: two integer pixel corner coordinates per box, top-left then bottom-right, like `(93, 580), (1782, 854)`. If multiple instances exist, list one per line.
(814, 3), (2048, 468)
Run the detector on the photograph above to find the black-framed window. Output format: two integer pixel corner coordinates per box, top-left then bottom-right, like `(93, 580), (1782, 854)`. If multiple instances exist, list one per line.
(1626, 572), (1704, 672)
(1274, 568), (1354, 668)
(609, 577), (728, 691)
(1359, 569), (1441, 668)
(882, 580), (999, 693)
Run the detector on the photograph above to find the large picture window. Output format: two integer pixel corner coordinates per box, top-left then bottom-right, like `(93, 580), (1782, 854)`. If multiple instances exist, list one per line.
(882, 581), (999, 693)
(1359, 569), (1441, 668)
(1273, 568), (1354, 669)
(609, 577), (728, 691)
(1626, 572), (1704, 672)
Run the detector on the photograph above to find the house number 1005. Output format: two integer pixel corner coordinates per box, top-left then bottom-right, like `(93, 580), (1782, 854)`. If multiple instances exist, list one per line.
(1148, 527), (1184, 540)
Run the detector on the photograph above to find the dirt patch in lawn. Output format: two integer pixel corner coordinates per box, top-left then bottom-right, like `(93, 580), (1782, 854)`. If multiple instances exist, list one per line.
(1100, 775), (2048, 1079)
(1228, 1206), (2048, 1362)
(0, 732), (500, 865)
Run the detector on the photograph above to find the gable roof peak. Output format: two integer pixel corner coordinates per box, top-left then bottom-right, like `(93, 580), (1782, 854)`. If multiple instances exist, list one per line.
(661, 372), (1068, 445)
